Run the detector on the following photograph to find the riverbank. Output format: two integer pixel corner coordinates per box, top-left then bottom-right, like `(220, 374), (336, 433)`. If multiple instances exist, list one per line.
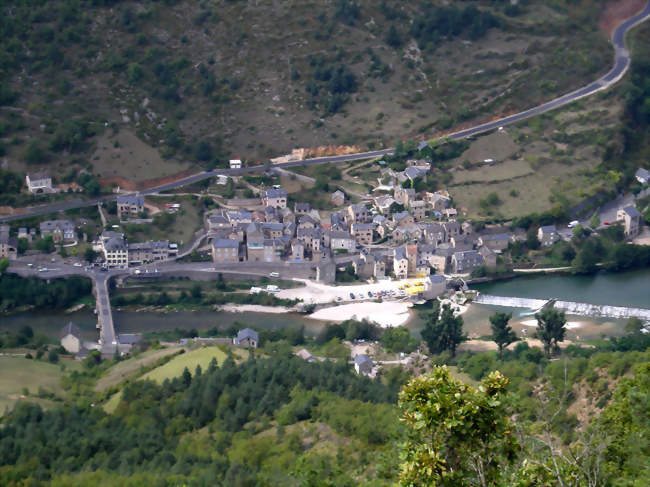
(309, 301), (412, 327)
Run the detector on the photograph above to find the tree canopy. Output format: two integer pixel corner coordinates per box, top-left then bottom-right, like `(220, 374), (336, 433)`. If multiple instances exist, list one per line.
(535, 308), (567, 357)
(399, 366), (518, 486)
(490, 311), (517, 356)
(421, 303), (466, 357)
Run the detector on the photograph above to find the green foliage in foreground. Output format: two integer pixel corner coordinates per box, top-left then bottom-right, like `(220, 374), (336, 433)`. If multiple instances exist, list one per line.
(399, 366), (517, 486)
(0, 355), (401, 486)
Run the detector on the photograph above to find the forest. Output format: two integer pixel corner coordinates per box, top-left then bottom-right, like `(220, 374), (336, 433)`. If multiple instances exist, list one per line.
(0, 273), (91, 313)
(0, 322), (648, 486)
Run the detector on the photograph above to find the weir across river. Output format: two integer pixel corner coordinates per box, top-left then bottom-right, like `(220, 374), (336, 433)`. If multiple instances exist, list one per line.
(474, 294), (650, 321)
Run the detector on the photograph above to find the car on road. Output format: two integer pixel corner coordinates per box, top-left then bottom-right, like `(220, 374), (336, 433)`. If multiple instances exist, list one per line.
(604, 221), (610, 225)
(349, 293), (355, 299)
(73, 263), (82, 267)
(269, 272), (280, 278)
(38, 267), (47, 272)
(568, 220), (580, 228)
(27, 263), (33, 267)
(100, 267), (108, 272)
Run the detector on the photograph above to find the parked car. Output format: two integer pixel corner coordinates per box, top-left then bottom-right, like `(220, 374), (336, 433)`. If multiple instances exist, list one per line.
(368, 291), (373, 298)
(349, 293), (355, 299)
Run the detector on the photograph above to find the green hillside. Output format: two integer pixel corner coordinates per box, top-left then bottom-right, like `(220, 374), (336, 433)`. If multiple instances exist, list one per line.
(0, 0), (612, 189)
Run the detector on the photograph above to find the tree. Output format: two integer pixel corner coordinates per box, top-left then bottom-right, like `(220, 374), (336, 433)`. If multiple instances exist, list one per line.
(572, 238), (601, 274)
(623, 316), (643, 335)
(47, 349), (59, 363)
(0, 258), (8, 274)
(381, 326), (418, 354)
(589, 213), (600, 229)
(526, 228), (540, 250)
(24, 140), (45, 164)
(535, 308), (567, 357)
(190, 283), (202, 301)
(84, 248), (97, 263)
(385, 24), (402, 47)
(36, 236), (55, 253)
(399, 366), (518, 486)
(421, 303), (466, 357)
(489, 311), (517, 356)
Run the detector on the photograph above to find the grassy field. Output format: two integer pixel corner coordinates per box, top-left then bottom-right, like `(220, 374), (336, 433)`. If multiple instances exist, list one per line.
(94, 348), (183, 392)
(91, 129), (192, 182)
(139, 347), (228, 384)
(448, 91), (623, 219)
(122, 195), (203, 245)
(0, 356), (80, 414)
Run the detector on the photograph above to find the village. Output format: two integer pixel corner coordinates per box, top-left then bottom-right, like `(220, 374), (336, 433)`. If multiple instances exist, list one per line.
(2, 159), (649, 292)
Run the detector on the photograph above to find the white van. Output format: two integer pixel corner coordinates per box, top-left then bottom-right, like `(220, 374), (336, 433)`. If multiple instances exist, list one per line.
(269, 272), (280, 278)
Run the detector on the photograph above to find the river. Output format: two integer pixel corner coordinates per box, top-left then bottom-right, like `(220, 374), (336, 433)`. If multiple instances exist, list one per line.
(2, 269), (647, 343)
(0, 308), (324, 343)
(471, 268), (650, 308)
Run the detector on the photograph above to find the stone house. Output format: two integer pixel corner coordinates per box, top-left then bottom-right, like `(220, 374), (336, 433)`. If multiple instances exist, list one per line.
(537, 225), (559, 247)
(212, 239), (240, 263)
(443, 221), (461, 241)
(451, 250), (484, 274)
(261, 189), (287, 209)
(0, 226), (17, 260)
(234, 328), (259, 348)
(424, 192), (451, 212)
(394, 187), (416, 205)
(617, 206), (642, 238)
(393, 247), (408, 279)
(393, 211), (415, 226)
(128, 240), (171, 265)
(477, 233), (510, 252)
(327, 230), (355, 251)
(60, 322), (82, 354)
(346, 203), (371, 225)
(351, 223), (374, 246)
(374, 194), (396, 214)
(479, 246), (497, 268)
(635, 168), (650, 185)
(409, 200), (426, 221)
(331, 190), (345, 206)
(423, 275), (447, 300)
(39, 220), (75, 243)
(354, 354), (373, 375)
(290, 240), (305, 262)
(100, 231), (128, 269)
(117, 194), (145, 220)
(26, 171), (53, 194)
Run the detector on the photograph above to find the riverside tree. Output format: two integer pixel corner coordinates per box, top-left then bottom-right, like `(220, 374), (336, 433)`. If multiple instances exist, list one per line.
(398, 366), (518, 486)
(489, 311), (517, 356)
(535, 308), (567, 357)
(421, 303), (466, 357)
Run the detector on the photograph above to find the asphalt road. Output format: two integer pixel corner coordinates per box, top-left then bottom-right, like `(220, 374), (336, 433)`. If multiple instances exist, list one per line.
(2, 2), (648, 224)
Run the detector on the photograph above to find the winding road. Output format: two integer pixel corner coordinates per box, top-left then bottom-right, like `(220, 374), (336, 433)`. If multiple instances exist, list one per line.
(2, 2), (649, 223)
